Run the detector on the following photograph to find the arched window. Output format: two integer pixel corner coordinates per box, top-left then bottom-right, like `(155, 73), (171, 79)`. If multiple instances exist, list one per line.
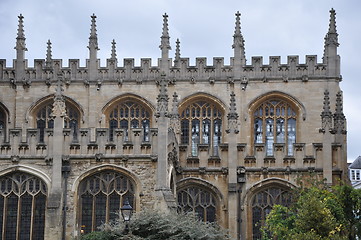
(177, 186), (217, 222)
(0, 172), (47, 240)
(180, 101), (222, 156)
(79, 170), (135, 234)
(108, 101), (151, 142)
(36, 102), (79, 142)
(251, 187), (292, 240)
(253, 99), (296, 156)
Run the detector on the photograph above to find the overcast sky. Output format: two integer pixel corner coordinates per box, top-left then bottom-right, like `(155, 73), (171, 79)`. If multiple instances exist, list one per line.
(0, 0), (360, 163)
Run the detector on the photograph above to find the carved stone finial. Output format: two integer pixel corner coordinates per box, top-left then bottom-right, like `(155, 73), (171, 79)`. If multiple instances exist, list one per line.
(155, 74), (169, 118)
(320, 90), (333, 133)
(174, 38), (181, 68)
(88, 14), (99, 57)
(159, 13), (171, 52)
(52, 73), (67, 118)
(332, 91), (346, 135)
(323, 8), (339, 64)
(15, 14), (27, 56)
(169, 92), (180, 133)
(233, 11), (245, 64)
(110, 39), (117, 60)
(226, 91), (239, 134)
(45, 39), (52, 68)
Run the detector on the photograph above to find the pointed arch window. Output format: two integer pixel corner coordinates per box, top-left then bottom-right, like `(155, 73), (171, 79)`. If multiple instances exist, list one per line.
(78, 170), (135, 234)
(0, 172), (47, 240)
(108, 101), (151, 142)
(36, 102), (80, 142)
(251, 187), (292, 240)
(254, 99), (296, 156)
(177, 186), (217, 223)
(180, 101), (222, 156)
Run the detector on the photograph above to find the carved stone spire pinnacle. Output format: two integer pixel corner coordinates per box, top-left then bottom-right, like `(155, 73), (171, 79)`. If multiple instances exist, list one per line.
(88, 14), (99, 59)
(110, 39), (117, 60)
(52, 73), (67, 118)
(226, 91), (239, 134)
(45, 39), (52, 68)
(233, 11), (245, 66)
(160, 13), (171, 67)
(169, 92), (180, 133)
(15, 14), (27, 59)
(173, 38), (181, 68)
(323, 8), (339, 68)
(332, 91), (346, 135)
(156, 74), (169, 118)
(320, 90), (333, 133)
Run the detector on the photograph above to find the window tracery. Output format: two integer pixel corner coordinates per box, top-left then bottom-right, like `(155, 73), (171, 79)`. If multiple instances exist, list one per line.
(251, 187), (291, 240)
(0, 172), (47, 240)
(253, 99), (296, 155)
(177, 186), (217, 223)
(36, 102), (79, 142)
(79, 170), (135, 234)
(108, 101), (151, 142)
(180, 101), (222, 156)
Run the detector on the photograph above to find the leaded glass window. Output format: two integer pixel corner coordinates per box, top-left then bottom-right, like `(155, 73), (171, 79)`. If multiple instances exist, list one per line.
(0, 172), (47, 240)
(108, 101), (151, 142)
(180, 101), (222, 156)
(79, 171), (135, 234)
(177, 186), (217, 222)
(0, 108), (5, 130)
(251, 187), (292, 240)
(36, 102), (79, 142)
(254, 99), (296, 156)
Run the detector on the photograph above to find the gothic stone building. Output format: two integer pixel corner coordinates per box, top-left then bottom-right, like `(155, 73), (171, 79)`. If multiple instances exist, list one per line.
(0, 9), (347, 240)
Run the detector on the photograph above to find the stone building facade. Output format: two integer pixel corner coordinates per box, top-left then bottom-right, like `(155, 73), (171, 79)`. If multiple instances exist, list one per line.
(0, 9), (347, 240)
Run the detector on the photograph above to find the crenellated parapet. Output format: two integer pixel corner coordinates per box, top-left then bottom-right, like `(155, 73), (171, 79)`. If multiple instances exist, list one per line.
(0, 10), (340, 85)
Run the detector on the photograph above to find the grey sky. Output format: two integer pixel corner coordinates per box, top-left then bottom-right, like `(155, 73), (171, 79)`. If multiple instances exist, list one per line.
(0, 0), (360, 162)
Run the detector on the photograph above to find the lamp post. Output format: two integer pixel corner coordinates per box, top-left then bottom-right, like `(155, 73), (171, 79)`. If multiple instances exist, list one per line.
(120, 198), (133, 234)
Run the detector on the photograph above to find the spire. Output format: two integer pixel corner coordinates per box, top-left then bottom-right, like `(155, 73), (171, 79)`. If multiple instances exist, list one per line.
(233, 11), (246, 67)
(332, 91), (346, 135)
(156, 73), (169, 118)
(320, 90), (333, 133)
(160, 13), (171, 52)
(88, 14), (99, 60)
(110, 39), (117, 60)
(45, 39), (52, 68)
(226, 91), (239, 134)
(173, 38), (181, 68)
(323, 8), (339, 76)
(160, 13), (171, 71)
(15, 14), (27, 60)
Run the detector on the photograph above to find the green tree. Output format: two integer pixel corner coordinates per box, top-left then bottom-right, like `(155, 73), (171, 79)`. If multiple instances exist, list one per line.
(264, 182), (361, 240)
(80, 210), (230, 240)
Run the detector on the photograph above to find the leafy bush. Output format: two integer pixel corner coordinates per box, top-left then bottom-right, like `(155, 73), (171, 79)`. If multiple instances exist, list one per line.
(81, 210), (230, 240)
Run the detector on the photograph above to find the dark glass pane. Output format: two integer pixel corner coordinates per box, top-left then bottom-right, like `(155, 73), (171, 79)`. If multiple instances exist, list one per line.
(32, 193), (46, 240)
(37, 119), (46, 142)
(81, 193), (93, 234)
(5, 193), (18, 240)
(202, 119), (210, 144)
(48, 119), (54, 129)
(252, 207), (262, 240)
(206, 206), (216, 223)
(19, 193), (32, 240)
(95, 193), (107, 230)
(109, 119), (118, 141)
(181, 120), (189, 144)
(195, 206), (204, 221)
(254, 118), (263, 143)
(109, 192), (120, 222)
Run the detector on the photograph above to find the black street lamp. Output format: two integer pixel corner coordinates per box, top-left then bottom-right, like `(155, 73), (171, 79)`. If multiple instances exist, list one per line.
(120, 198), (133, 234)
